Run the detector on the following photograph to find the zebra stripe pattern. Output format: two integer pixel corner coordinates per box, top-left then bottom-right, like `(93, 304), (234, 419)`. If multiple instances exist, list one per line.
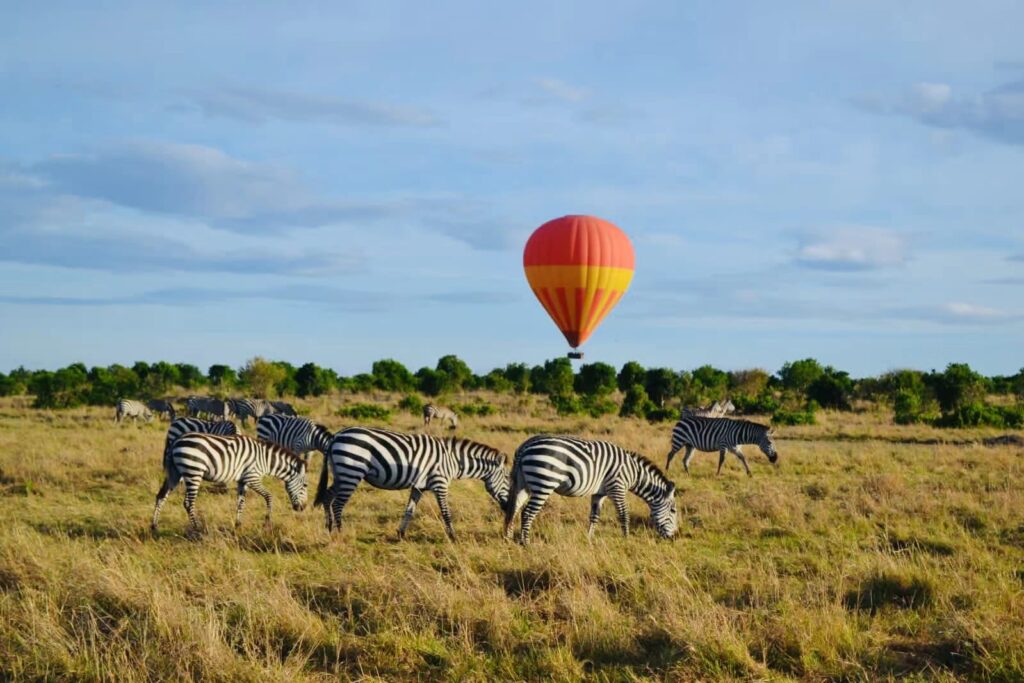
(257, 414), (333, 457)
(315, 427), (507, 540)
(151, 433), (308, 534)
(666, 416), (778, 476)
(146, 399), (176, 421)
(680, 399), (735, 419)
(115, 399), (152, 424)
(186, 397), (233, 421)
(504, 435), (678, 545)
(232, 398), (276, 426)
(423, 404), (459, 429)
(271, 401), (297, 416)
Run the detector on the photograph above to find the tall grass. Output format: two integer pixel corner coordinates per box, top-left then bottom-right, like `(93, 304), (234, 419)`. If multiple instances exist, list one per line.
(1, 397), (1022, 680)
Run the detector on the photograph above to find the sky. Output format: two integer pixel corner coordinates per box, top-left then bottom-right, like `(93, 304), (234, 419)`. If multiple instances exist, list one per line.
(1, 1), (1022, 377)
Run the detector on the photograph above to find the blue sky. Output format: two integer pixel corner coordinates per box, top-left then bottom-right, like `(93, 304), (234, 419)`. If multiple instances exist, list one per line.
(1, 1), (1022, 377)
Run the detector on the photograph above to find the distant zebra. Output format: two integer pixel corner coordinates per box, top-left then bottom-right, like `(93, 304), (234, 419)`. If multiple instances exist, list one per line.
(115, 399), (153, 424)
(504, 435), (678, 545)
(271, 401), (297, 416)
(257, 414), (332, 459)
(151, 433), (307, 534)
(422, 404), (459, 429)
(232, 398), (276, 426)
(315, 427), (507, 540)
(680, 399), (735, 419)
(186, 397), (232, 421)
(666, 416), (778, 476)
(146, 399), (176, 421)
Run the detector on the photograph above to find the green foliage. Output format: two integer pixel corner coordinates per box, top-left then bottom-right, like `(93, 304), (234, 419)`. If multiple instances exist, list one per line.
(349, 374), (376, 393)
(31, 364), (90, 409)
(778, 358), (825, 392)
(337, 403), (392, 421)
(616, 361), (645, 392)
(371, 359), (416, 392)
(207, 364), (237, 389)
(480, 369), (513, 393)
(502, 363), (531, 393)
(175, 364), (206, 389)
(549, 393), (617, 418)
(772, 402), (818, 426)
(728, 368), (770, 398)
(397, 394), (425, 414)
(893, 389), (924, 424)
(238, 357), (286, 398)
(436, 355), (473, 391)
(732, 392), (779, 415)
(295, 363), (334, 397)
(272, 361), (298, 396)
(0, 367), (30, 396)
(933, 403), (1024, 428)
(931, 363), (985, 415)
(415, 368), (449, 396)
(644, 368), (679, 407)
(87, 365), (140, 405)
(619, 384), (655, 418)
(574, 362), (617, 396)
(807, 369), (853, 410)
(530, 358), (574, 397)
(692, 364), (729, 396)
(644, 406), (678, 422)
(457, 401), (496, 417)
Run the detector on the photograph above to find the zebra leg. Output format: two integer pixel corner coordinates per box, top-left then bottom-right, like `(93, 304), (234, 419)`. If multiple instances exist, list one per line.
(398, 488), (423, 539)
(431, 484), (456, 541)
(682, 446), (696, 474)
(504, 488), (530, 541)
(587, 494), (607, 540)
(234, 481), (247, 528)
(151, 470), (181, 532)
(519, 492), (552, 546)
(665, 447), (679, 470)
(609, 485), (629, 537)
(327, 480), (360, 533)
(717, 449), (727, 475)
(182, 478), (202, 536)
(244, 476), (273, 528)
(729, 447), (752, 477)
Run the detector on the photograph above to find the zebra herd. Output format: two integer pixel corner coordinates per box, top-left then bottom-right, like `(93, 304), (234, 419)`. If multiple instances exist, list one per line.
(149, 400), (779, 544)
(116, 396), (296, 425)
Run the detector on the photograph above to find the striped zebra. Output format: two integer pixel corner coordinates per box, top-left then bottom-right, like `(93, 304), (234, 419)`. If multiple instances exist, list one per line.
(666, 416), (778, 476)
(151, 433), (308, 534)
(504, 435), (678, 545)
(146, 399), (176, 421)
(314, 427), (508, 540)
(422, 404), (459, 429)
(271, 401), (297, 416)
(115, 399), (152, 424)
(232, 398), (276, 426)
(680, 399), (735, 419)
(257, 414), (332, 459)
(186, 397), (232, 421)
(162, 417), (238, 468)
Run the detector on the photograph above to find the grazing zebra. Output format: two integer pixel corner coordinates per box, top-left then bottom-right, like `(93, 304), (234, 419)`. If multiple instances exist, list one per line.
(315, 427), (508, 540)
(257, 414), (332, 459)
(422, 404), (459, 429)
(504, 435), (678, 545)
(232, 398), (276, 426)
(666, 416), (778, 476)
(151, 433), (308, 534)
(146, 398), (176, 421)
(162, 417), (238, 467)
(271, 401), (297, 416)
(115, 399), (153, 424)
(680, 399), (735, 419)
(186, 397), (232, 421)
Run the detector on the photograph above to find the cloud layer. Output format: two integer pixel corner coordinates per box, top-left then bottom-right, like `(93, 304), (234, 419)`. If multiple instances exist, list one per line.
(795, 227), (907, 271)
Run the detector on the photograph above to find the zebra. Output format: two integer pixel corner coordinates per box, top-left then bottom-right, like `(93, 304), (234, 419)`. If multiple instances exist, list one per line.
(151, 433), (308, 535)
(256, 414), (332, 460)
(115, 399), (152, 424)
(146, 398), (176, 421)
(271, 401), (297, 416)
(666, 416), (778, 476)
(154, 417), (240, 522)
(314, 427), (508, 540)
(680, 399), (735, 419)
(422, 404), (459, 429)
(186, 397), (232, 421)
(232, 398), (276, 426)
(504, 435), (678, 546)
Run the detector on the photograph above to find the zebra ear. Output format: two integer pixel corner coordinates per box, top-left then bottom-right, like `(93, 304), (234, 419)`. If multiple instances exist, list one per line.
(667, 482), (677, 497)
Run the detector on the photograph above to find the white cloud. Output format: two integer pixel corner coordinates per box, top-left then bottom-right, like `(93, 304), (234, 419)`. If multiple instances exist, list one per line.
(796, 226), (907, 270)
(943, 302), (1008, 319)
(533, 78), (589, 104)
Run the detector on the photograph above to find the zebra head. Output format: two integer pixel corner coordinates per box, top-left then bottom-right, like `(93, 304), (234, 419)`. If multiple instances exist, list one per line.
(649, 481), (679, 539)
(282, 454), (309, 511)
(758, 429), (779, 465)
(457, 441), (508, 509)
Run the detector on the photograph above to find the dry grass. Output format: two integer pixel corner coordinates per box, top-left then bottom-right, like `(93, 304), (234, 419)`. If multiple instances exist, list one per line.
(1, 395), (1022, 681)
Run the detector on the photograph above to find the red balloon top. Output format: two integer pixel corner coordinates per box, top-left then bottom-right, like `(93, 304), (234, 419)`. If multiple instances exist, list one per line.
(523, 215), (635, 269)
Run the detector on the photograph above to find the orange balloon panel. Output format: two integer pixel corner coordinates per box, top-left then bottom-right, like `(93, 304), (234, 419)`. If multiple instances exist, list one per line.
(523, 215), (635, 348)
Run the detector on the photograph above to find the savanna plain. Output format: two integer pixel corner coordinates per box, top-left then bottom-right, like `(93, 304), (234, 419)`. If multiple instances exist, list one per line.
(0, 394), (1022, 682)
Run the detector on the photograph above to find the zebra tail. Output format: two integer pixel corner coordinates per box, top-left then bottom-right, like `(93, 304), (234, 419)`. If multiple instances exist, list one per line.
(313, 449), (331, 509)
(503, 456), (522, 520)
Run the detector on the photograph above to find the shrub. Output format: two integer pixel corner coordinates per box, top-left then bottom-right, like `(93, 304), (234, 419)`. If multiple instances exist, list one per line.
(457, 402), (496, 417)
(337, 403), (391, 422)
(772, 402), (817, 426)
(933, 402), (1024, 428)
(620, 384), (656, 418)
(893, 389), (923, 424)
(397, 394), (424, 414)
(645, 406), (678, 422)
(733, 392), (779, 415)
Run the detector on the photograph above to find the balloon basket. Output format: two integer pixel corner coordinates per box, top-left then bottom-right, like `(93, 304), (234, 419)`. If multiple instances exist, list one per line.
(567, 351), (584, 360)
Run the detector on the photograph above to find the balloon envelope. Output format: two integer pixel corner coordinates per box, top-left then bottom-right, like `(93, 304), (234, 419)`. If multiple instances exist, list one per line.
(523, 215), (635, 349)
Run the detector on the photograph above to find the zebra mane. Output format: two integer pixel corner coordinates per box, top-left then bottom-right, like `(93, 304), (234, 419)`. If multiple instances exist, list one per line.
(631, 451), (673, 488)
(247, 435), (307, 465)
(450, 437), (505, 466)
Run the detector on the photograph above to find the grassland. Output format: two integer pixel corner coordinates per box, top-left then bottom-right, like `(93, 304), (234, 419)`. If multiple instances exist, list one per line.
(0, 394), (1022, 681)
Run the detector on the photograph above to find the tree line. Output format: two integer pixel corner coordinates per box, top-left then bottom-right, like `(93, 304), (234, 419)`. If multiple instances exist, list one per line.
(1, 356), (1021, 429)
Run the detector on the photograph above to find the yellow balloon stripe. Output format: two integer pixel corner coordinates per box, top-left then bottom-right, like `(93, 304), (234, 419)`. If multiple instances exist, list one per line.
(524, 265), (634, 347)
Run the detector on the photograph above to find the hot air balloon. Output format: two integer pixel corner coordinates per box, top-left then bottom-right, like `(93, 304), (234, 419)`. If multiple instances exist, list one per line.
(523, 215), (635, 359)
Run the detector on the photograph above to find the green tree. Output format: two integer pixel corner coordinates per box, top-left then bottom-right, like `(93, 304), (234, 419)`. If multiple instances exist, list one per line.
(807, 369), (853, 410)
(503, 363), (531, 393)
(143, 361), (180, 397)
(273, 361), (299, 396)
(692, 365), (729, 398)
(415, 368), (449, 396)
(778, 358), (825, 393)
(436, 355), (473, 391)
(728, 368), (770, 398)
(372, 359), (416, 392)
(617, 361), (646, 392)
(175, 363), (206, 390)
(644, 368), (680, 407)
(481, 369), (513, 393)
(1013, 368), (1024, 399)
(575, 362), (617, 396)
(31, 363), (90, 409)
(87, 364), (140, 405)
(932, 363), (984, 414)
(620, 384), (655, 418)
(208, 364), (237, 390)
(295, 362), (334, 397)
(239, 357), (286, 398)
(531, 358), (574, 396)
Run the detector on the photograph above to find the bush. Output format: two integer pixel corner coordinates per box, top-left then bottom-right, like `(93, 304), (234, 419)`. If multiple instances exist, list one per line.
(933, 402), (1024, 428)
(337, 403), (392, 422)
(457, 402), (496, 417)
(733, 392), (779, 415)
(620, 384), (656, 418)
(773, 403), (817, 426)
(893, 389), (923, 424)
(549, 393), (584, 416)
(397, 394), (424, 414)
(645, 406), (678, 422)
(549, 394), (618, 418)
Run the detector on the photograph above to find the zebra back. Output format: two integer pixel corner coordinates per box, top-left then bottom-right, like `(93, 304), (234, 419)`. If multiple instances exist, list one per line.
(257, 414), (333, 455)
